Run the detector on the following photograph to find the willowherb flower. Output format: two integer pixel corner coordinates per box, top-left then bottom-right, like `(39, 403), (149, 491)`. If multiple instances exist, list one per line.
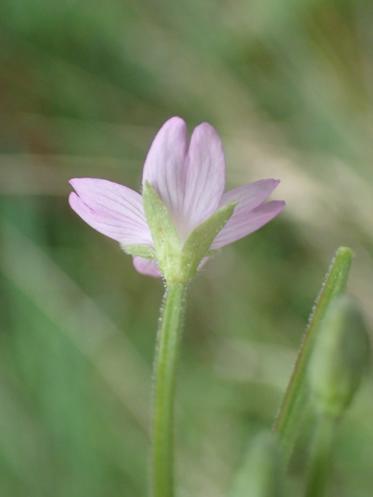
(69, 117), (285, 282)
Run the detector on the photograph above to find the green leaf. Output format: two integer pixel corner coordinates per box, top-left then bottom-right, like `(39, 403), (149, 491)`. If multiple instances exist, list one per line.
(181, 202), (235, 278)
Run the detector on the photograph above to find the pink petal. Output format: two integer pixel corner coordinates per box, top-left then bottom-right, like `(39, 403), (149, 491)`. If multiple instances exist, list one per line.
(142, 117), (188, 218)
(182, 123), (225, 235)
(133, 257), (162, 278)
(69, 178), (153, 245)
(221, 179), (280, 214)
(211, 200), (285, 249)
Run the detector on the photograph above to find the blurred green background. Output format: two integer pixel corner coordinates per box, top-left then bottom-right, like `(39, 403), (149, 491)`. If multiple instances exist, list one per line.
(1, 1), (373, 496)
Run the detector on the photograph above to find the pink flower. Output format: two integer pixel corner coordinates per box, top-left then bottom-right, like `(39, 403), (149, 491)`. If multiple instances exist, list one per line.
(69, 117), (285, 278)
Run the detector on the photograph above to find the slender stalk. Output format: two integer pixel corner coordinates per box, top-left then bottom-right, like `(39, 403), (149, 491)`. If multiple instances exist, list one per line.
(273, 247), (352, 454)
(305, 415), (336, 497)
(151, 283), (188, 497)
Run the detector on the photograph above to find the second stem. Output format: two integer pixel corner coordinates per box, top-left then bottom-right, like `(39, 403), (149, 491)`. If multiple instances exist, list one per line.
(305, 415), (336, 497)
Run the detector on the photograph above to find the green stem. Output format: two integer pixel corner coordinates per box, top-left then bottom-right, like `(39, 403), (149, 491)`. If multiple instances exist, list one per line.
(305, 415), (336, 497)
(151, 283), (188, 497)
(273, 247), (352, 454)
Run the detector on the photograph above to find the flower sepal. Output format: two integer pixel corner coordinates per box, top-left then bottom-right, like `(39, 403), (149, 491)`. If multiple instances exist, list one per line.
(180, 202), (235, 280)
(143, 182), (235, 284)
(142, 182), (182, 280)
(121, 244), (155, 259)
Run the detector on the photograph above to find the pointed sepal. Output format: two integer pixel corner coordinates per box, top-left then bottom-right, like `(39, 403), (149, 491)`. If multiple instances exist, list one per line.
(121, 244), (156, 259)
(180, 203), (235, 279)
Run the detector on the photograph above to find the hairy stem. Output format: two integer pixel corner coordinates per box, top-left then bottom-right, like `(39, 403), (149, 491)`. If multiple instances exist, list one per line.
(151, 283), (188, 497)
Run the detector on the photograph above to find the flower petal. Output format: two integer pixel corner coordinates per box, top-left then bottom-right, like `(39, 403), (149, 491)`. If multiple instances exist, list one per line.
(69, 178), (153, 245)
(142, 117), (188, 218)
(182, 123), (225, 235)
(221, 179), (280, 214)
(133, 257), (162, 278)
(211, 200), (285, 249)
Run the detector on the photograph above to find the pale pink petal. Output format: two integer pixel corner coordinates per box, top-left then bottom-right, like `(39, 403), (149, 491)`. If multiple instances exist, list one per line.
(221, 179), (280, 214)
(211, 200), (285, 249)
(182, 123), (225, 236)
(69, 178), (153, 245)
(142, 117), (188, 217)
(133, 257), (162, 278)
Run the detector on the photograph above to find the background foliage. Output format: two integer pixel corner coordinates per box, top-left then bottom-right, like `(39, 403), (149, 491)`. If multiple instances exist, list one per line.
(0, 1), (373, 496)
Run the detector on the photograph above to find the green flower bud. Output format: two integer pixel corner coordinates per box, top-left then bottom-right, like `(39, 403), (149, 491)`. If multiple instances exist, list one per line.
(309, 295), (370, 418)
(230, 432), (284, 497)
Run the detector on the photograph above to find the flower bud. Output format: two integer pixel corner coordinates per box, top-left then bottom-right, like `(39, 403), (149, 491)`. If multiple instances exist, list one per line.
(309, 296), (370, 418)
(230, 432), (284, 497)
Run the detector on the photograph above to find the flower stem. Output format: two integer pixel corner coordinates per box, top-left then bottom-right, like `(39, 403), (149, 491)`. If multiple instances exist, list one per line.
(273, 247), (352, 456)
(305, 415), (336, 497)
(151, 282), (188, 497)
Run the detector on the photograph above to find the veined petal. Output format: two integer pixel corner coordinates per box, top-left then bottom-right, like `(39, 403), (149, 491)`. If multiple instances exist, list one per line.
(133, 257), (162, 278)
(221, 179), (280, 214)
(142, 117), (188, 218)
(211, 200), (285, 249)
(182, 123), (225, 235)
(69, 178), (153, 245)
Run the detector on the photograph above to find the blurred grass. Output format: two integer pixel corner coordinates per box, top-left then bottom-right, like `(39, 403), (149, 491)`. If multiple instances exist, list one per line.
(1, 0), (373, 496)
